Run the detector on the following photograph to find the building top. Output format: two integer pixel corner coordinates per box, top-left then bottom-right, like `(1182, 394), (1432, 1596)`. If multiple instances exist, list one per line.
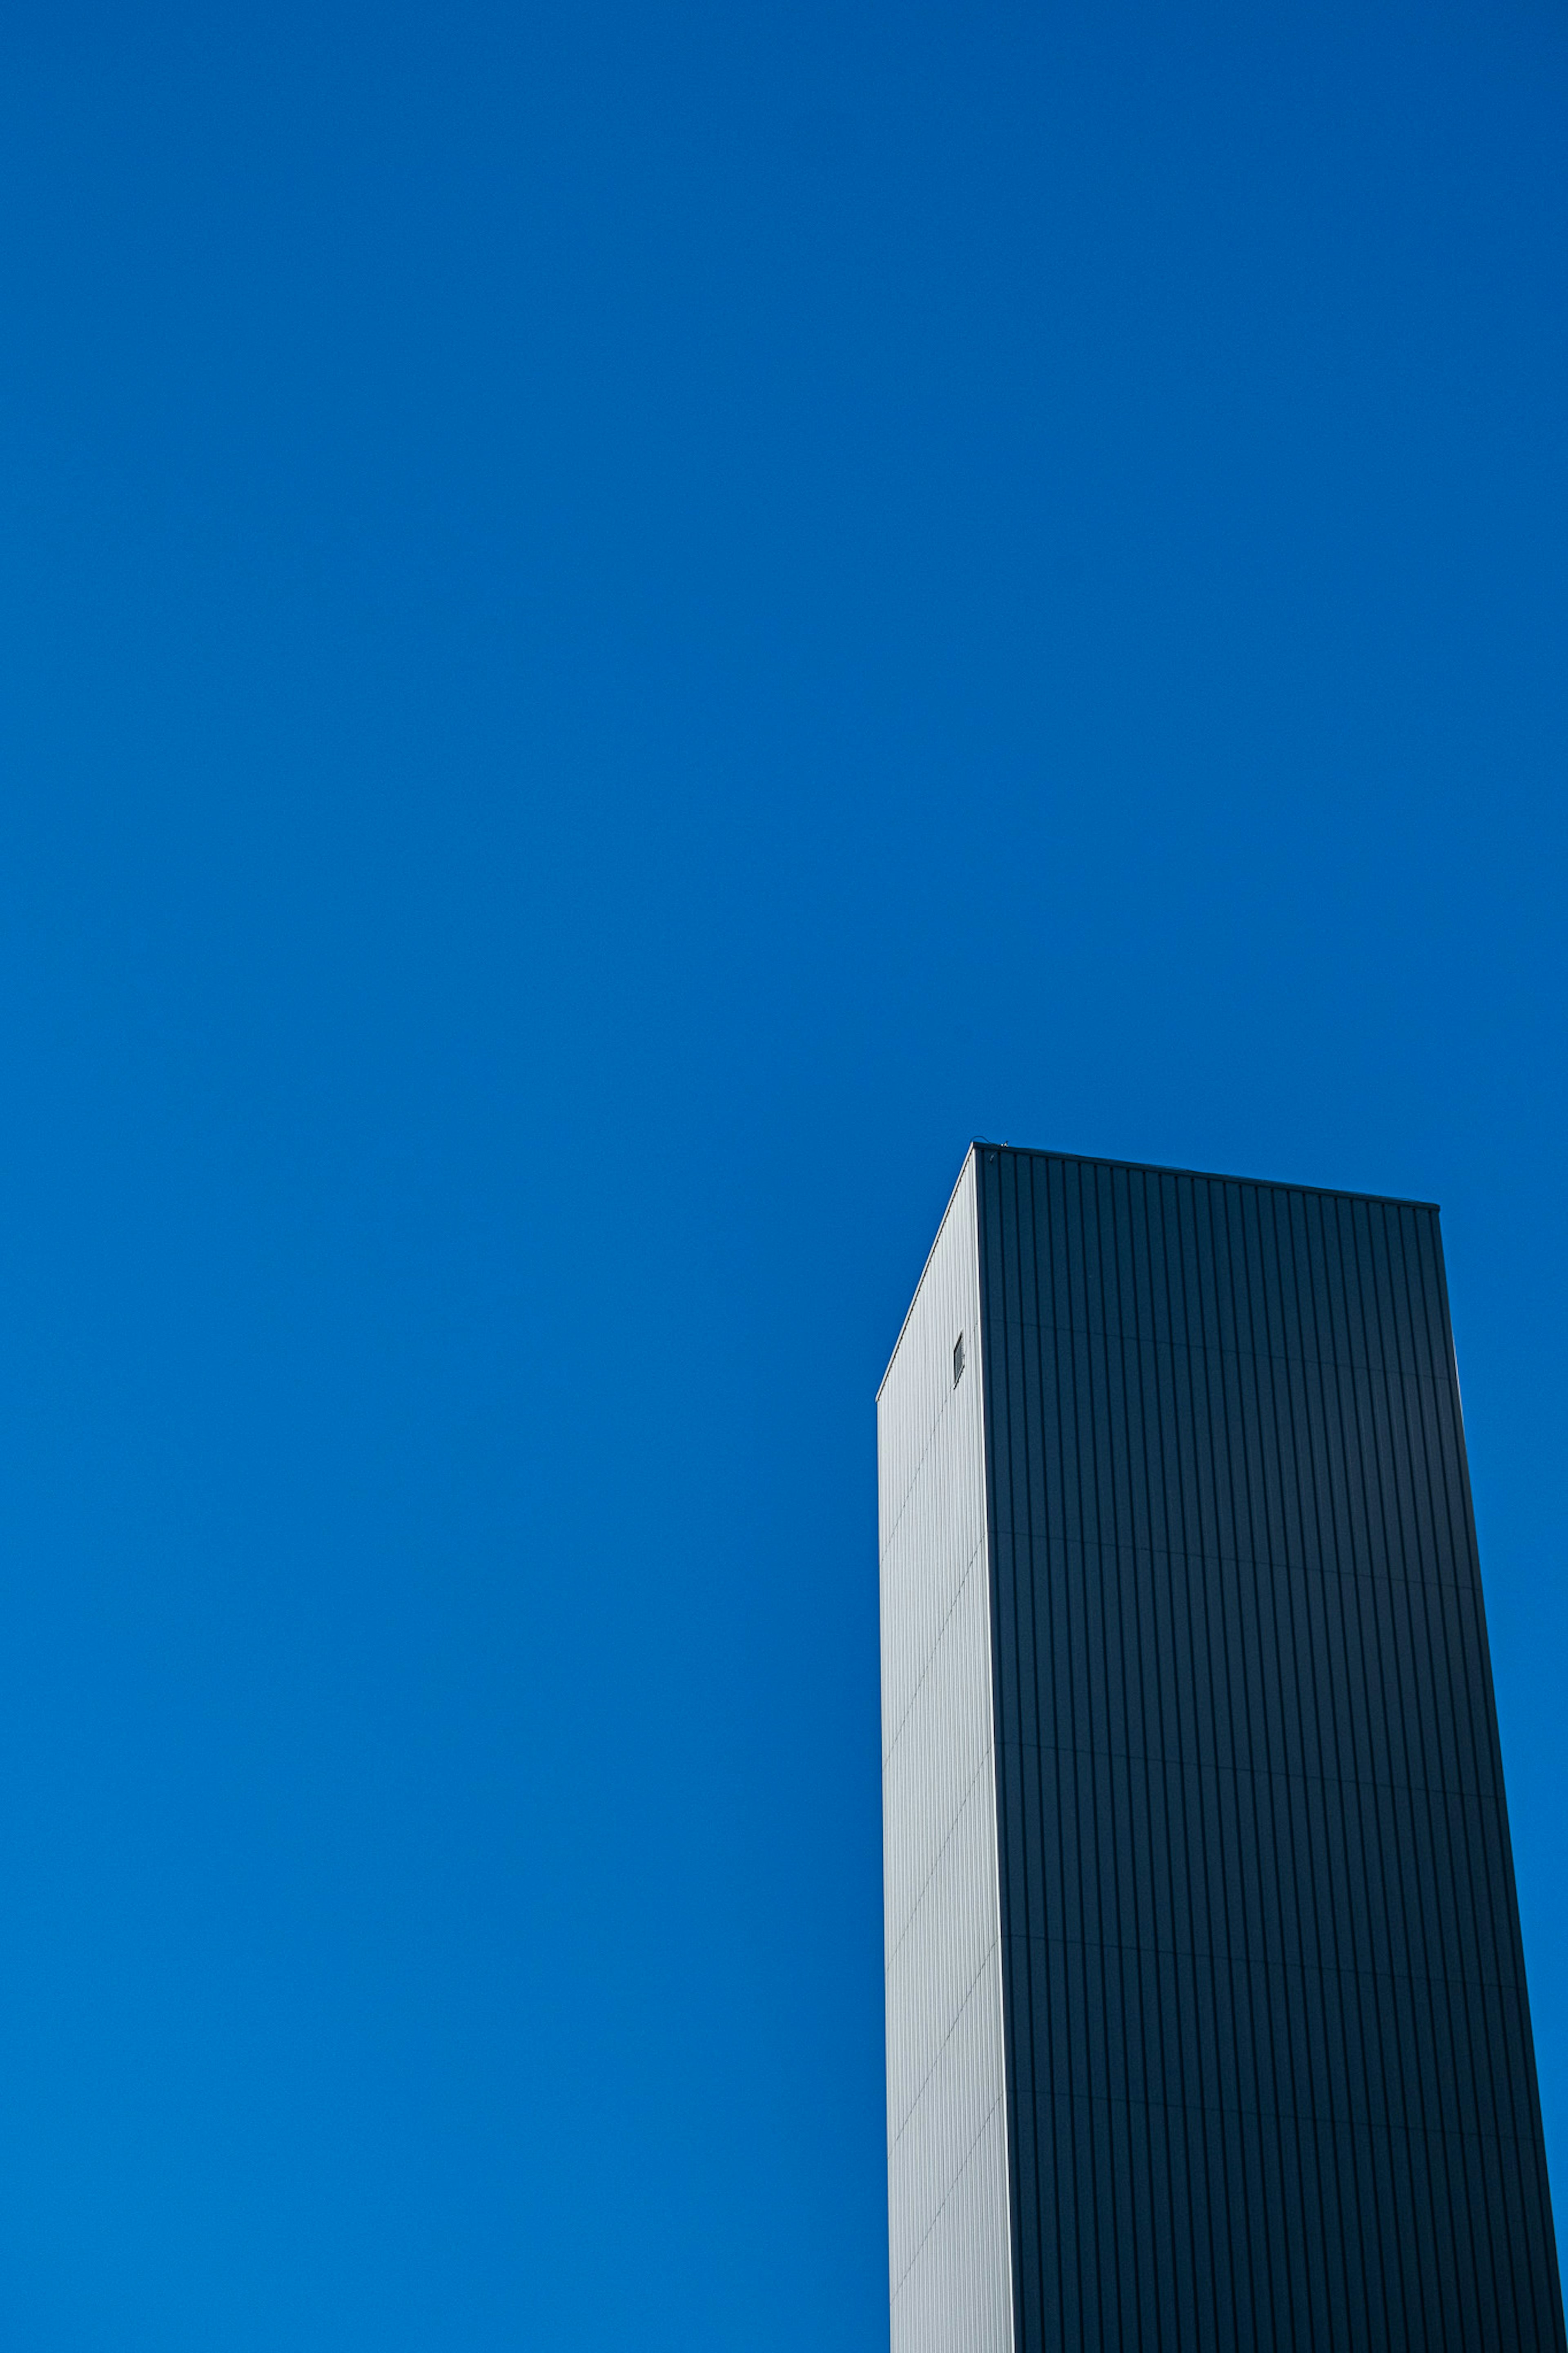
(971, 1141), (1439, 1213)
(879, 1142), (1441, 1398)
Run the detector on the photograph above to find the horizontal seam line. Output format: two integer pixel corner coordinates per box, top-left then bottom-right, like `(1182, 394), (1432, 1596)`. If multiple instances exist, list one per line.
(998, 1736), (1496, 1804)
(1002, 2084), (1539, 2143)
(987, 1537), (1473, 1595)
(995, 1318), (1448, 1378)
(998, 1928), (1519, 1994)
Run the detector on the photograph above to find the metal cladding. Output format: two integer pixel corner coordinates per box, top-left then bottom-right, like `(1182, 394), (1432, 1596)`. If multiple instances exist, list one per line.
(878, 1144), (1566, 2353)
(878, 1155), (1013, 2353)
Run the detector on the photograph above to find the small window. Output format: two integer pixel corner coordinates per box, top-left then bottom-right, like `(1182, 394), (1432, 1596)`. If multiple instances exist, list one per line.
(953, 1333), (965, 1386)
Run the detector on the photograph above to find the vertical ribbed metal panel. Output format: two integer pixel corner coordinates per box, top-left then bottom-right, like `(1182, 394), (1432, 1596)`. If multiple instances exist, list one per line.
(973, 1146), (1566, 2353)
(879, 1150), (1014, 2353)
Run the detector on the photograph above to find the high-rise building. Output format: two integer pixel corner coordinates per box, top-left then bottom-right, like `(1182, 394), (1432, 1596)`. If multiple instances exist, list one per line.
(878, 1145), (1564, 2353)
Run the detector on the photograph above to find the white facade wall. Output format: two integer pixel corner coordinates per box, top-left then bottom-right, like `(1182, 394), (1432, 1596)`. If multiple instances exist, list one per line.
(877, 1150), (1012, 2353)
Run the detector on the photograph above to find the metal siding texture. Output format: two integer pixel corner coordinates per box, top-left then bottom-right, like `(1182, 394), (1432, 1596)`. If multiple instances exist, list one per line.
(973, 1146), (1566, 2352)
(879, 1150), (1014, 2353)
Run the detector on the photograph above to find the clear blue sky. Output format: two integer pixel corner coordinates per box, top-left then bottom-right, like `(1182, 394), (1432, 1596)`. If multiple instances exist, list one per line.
(0, 2), (1564, 2344)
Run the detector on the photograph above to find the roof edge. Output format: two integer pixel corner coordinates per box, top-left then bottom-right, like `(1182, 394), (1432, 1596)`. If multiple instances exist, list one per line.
(970, 1142), (1438, 1214)
(875, 1145), (978, 1403)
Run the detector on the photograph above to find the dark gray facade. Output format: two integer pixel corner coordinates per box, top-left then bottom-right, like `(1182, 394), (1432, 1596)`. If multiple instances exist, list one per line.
(879, 1144), (1564, 2353)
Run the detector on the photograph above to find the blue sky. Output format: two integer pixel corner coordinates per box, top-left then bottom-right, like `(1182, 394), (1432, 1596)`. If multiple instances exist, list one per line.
(0, 1), (1565, 2344)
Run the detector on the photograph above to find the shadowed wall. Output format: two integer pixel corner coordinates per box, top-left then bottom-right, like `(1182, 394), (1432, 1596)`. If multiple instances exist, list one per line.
(975, 1147), (1564, 2352)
